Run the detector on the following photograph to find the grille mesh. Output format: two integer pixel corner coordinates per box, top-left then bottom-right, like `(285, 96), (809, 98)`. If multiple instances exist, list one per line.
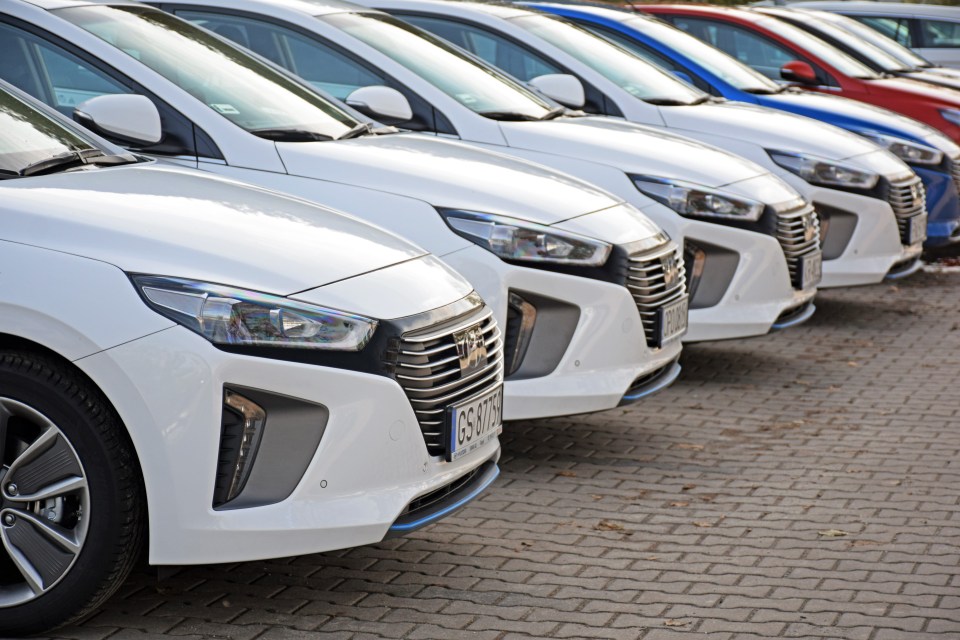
(624, 242), (686, 348)
(886, 176), (927, 246)
(775, 203), (821, 290)
(391, 307), (503, 456)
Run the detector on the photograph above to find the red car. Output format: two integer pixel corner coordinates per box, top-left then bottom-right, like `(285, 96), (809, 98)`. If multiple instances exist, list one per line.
(639, 4), (960, 144)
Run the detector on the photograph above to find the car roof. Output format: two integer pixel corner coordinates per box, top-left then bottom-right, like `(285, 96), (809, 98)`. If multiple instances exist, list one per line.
(793, 2), (960, 19)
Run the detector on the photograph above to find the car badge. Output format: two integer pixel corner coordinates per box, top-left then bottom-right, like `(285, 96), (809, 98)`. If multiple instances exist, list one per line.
(454, 324), (488, 376)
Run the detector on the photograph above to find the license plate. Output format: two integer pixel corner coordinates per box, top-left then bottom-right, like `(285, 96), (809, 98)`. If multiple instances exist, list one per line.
(447, 385), (503, 462)
(657, 295), (689, 347)
(798, 251), (823, 290)
(907, 213), (928, 245)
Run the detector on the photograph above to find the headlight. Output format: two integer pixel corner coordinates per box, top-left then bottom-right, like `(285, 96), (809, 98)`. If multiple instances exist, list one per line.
(631, 175), (764, 222)
(859, 132), (943, 166)
(132, 275), (376, 351)
(941, 108), (960, 127)
(768, 150), (879, 190)
(439, 209), (612, 266)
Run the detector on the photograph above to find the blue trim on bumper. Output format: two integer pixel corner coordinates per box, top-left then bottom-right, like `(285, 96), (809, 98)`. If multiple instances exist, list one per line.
(771, 302), (816, 331)
(619, 360), (682, 406)
(388, 463), (500, 534)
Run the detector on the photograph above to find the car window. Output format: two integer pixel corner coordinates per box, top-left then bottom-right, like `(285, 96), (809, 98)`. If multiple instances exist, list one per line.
(0, 22), (130, 116)
(671, 17), (797, 82)
(399, 15), (562, 82)
(919, 19), (960, 49)
(856, 16), (914, 48)
(176, 10), (388, 101)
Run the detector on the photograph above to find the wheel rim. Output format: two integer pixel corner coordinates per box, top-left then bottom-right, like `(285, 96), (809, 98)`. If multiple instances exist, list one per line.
(0, 398), (89, 607)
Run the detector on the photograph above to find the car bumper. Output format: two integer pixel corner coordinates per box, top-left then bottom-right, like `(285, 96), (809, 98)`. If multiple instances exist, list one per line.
(442, 240), (683, 421)
(78, 325), (501, 565)
(915, 165), (960, 248)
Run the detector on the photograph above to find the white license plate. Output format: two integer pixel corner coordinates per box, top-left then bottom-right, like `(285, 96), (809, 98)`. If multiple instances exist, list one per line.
(799, 251), (823, 290)
(658, 295), (689, 347)
(907, 213), (928, 245)
(447, 385), (503, 461)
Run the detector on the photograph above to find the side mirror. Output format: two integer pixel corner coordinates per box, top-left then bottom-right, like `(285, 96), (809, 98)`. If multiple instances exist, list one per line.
(73, 94), (162, 146)
(345, 86), (413, 123)
(529, 74), (585, 109)
(671, 69), (695, 85)
(780, 60), (818, 86)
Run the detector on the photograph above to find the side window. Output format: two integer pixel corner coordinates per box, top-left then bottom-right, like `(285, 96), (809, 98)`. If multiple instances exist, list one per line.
(0, 20), (216, 159)
(0, 22), (129, 116)
(918, 19), (960, 49)
(175, 9), (452, 133)
(582, 23), (714, 93)
(399, 15), (562, 82)
(857, 16), (914, 47)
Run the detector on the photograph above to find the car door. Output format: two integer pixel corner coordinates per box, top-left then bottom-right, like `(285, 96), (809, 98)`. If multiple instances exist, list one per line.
(915, 17), (960, 69)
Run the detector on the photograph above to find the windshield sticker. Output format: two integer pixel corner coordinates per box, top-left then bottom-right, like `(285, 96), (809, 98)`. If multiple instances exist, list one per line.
(210, 103), (240, 115)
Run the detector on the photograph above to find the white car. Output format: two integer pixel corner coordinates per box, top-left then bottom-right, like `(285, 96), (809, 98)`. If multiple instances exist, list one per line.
(406, 0), (928, 285)
(0, 0), (693, 421)
(0, 81), (502, 635)
(131, 0), (823, 341)
(796, 2), (960, 69)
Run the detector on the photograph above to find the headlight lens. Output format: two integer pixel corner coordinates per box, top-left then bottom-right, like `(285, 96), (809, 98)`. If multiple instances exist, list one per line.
(941, 108), (960, 127)
(768, 150), (879, 189)
(439, 209), (612, 266)
(631, 176), (764, 222)
(859, 132), (943, 166)
(132, 275), (376, 351)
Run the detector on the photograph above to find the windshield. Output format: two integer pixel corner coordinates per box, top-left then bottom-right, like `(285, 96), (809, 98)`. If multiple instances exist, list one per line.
(780, 13), (910, 72)
(57, 5), (361, 140)
(0, 88), (99, 174)
(625, 15), (780, 93)
(816, 12), (930, 69)
(510, 14), (706, 105)
(756, 16), (880, 79)
(323, 12), (555, 119)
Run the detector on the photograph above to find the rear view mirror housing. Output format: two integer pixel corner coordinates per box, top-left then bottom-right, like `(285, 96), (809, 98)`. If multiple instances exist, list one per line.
(345, 86), (413, 123)
(73, 94), (162, 146)
(780, 60), (818, 86)
(529, 74), (586, 109)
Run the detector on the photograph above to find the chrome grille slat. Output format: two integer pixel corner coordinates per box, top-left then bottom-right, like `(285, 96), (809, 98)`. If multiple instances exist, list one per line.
(774, 202), (821, 289)
(389, 305), (504, 456)
(622, 241), (687, 348)
(886, 176), (927, 247)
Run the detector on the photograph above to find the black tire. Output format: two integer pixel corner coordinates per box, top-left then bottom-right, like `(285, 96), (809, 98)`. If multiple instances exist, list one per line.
(0, 351), (145, 636)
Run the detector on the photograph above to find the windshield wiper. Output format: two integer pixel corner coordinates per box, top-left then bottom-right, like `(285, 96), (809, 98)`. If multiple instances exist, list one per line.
(250, 128), (334, 142)
(18, 149), (136, 177)
(540, 106), (568, 120)
(645, 97), (699, 106)
(336, 122), (376, 140)
(478, 111), (543, 122)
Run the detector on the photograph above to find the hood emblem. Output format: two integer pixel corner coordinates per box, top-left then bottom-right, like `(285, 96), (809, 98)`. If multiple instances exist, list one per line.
(662, 253), (681, 288)
(454, 324), (488, 376)
(803, 215), (818, 243)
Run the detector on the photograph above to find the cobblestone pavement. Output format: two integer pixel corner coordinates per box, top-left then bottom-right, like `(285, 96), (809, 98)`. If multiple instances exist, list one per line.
(40, 268), (960, 640)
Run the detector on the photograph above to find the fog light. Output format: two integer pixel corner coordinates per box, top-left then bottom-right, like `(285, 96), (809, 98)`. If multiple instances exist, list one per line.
(505, 292), (537, 377)
(214, 390), (266, 507)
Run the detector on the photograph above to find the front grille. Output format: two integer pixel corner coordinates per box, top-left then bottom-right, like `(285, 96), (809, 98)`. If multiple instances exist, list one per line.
(775, 202), (821, 290)
(390, 307), (504, 456)
(950, 156), (960, 198)
(623, 242), (686, 348)
(885, 175), (926, 246)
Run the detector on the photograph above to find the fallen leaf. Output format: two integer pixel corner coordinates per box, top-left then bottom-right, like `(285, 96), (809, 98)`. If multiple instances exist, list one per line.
(818, 529), (849, 537)
(664, 619), (689, 627)
(676, 443), (704, 451)
(595, 520), (625, 532)
(645, 555), (659, 561)
(555, 470), (577, 478)
(847, 361), (860, 368)
(592, 494), (603, 501)
(670, 501), (689, 508)
(682, 484), (697, 491)
(849, 539), (880, 547)
(693, 521), (713, 528)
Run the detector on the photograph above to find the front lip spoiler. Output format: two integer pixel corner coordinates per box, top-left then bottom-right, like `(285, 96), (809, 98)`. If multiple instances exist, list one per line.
(771, 301), (816, 331)
(618, 359), (682, 407)
(386, 458), (500, 537)
(885, 256), (924, 280)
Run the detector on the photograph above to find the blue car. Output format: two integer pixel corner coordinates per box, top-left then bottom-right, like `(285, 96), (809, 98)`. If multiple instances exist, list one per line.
(528, 2), (960, 247)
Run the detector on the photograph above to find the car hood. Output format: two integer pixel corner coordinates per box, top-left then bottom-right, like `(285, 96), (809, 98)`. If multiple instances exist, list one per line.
(0, 163), (426, 297)
(499, 116), (769, 188)
(661, 100), (888, 161)
(276, 133), (621, 225)
(762, 90), (960, 155)
(902, 70), (960, 92)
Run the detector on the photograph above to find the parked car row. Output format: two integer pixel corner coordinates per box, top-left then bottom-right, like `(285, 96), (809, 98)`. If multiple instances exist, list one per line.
(0, 0), (955, 634)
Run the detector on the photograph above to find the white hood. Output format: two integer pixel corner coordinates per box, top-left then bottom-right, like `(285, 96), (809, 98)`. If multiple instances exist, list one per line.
(661, 101), (899, 161)
(276, 133), (622, 225)
(500, 116), (770, 188)
(0, 163), (427, 296)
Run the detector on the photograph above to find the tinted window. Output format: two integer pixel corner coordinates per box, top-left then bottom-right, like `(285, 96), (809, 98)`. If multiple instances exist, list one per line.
(672, 17), (798, 81)
(919, 19), (960, 49)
